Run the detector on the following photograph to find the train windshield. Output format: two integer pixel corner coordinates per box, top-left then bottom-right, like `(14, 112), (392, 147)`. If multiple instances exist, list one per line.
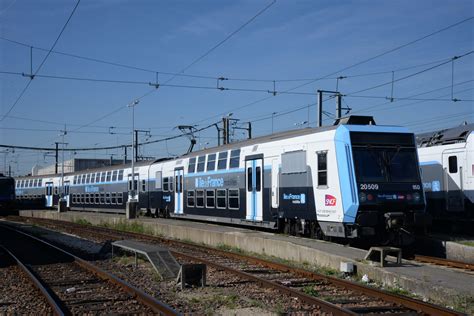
(352, 148), (419, 183)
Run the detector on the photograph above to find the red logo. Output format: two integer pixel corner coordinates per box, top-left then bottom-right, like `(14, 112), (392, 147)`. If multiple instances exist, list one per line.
(325, 194), (337, 206)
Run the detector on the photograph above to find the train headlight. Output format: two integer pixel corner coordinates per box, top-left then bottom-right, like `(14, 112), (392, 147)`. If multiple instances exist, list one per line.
(359, 192), (367, 203)
(413, 192), (421, 202)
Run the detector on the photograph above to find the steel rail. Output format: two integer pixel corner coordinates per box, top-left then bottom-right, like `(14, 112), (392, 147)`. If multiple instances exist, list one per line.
(0, 224), (180, 316)
(15, 218), (467, 316)
(414, 255), (474, 272)
(68, 222), (463, 316)
(172, 250), (357, 316)
(0, 245), (66, 316)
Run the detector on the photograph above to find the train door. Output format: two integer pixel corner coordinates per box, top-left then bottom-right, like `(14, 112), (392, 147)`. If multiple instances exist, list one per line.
(174, 168), (184, 214)
(45, 182), (53, 207)
(442, 150), (465, 212)
(246, 158), (263, 221)
(64, 181), (70, 207)
(128, 173), (139, 201)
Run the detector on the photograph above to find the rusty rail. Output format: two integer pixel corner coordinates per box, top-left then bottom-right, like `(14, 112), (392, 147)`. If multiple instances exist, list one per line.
(415, 255), (474, 272)
(0, 245), (65, 316)
(0, 224), (180, 316)
(14, 217), (467, 316)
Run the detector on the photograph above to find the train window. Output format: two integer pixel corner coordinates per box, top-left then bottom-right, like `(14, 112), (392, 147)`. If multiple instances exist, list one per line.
(163, 177), (169, 191)
(118, 170), (124, 181)
(73, 176), (77, 185)
(188, 157), (196, 174)
(101, 172), (106, 182)
(187, 190), (195, 207)
(196, 190), (204, 207)
(169, 177), (174, 192)
(155, 171), (162, 189)
(448, 156), (458, 173)
(95, 173), (101, 183)
(207, 154), (216, 172)
(106, 171), (112, 182)
(111, 170), (117, 181)
(142, 180), (146, 192)
(100, 193), (105, 204)
(91, 173), (96, 184)
(206, 190), (215, 208)
(247, 167), (252, 192)
(217, 151), (228, 170)
(317, 152), (328, 187)
(106, 193), (111, 204)
(217, 189), (226, 209)
(256, 167), (261, 192)
(85, 174), (90, 184)
(54, 187), (58, 195)
(111, 192), (117, 204)
(228, 189), (239, 209)
(117, 193), (123, 205)
(197, 156), (206, 172)
(38, 179), (42, 187)
(229, 149), (240, 168)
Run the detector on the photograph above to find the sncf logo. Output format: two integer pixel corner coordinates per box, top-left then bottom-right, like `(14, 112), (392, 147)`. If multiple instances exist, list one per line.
(325, 194), (337, 206)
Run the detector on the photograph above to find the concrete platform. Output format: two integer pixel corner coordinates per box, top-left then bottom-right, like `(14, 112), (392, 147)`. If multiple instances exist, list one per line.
(19, 210), (474, 310)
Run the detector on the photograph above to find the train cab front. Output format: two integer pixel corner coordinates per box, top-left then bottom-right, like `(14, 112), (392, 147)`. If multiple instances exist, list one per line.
(350, 131), (429, 245)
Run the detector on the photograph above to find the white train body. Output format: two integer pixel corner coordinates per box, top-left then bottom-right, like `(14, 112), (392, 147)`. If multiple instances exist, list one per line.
(15, 116), (428, 243)
(417, 124), (474, 228)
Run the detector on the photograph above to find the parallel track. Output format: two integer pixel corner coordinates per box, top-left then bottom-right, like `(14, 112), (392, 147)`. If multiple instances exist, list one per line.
(0, 223), (179, 316)
(414, 255), (474, 272)
(13, 216), (466, 316)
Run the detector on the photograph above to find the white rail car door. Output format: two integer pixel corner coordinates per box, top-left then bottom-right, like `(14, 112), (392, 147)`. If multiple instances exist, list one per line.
(246, 158), (263, 221)
(45, 182), (53, 207)
(174, 168), (184, 214)
(64, 181), (70, 207)
(442, 150), (465, 212)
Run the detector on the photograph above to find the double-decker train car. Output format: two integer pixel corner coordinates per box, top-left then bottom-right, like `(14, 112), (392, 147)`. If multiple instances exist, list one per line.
(15, 116), (428, 245)
(0, 174), (16, 214)
(416, 123), (474, 233)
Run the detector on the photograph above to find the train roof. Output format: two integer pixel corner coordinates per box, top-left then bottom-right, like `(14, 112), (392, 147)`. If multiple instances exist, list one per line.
(16, 115), (411, 179)
(416, 123), (473, 147)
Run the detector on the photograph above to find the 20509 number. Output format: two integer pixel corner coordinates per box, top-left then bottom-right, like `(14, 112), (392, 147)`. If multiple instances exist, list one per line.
(360, 183), (379, 190)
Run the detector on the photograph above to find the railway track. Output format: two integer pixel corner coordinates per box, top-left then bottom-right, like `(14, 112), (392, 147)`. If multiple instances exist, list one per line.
(414, 255), (474, 272)
(10, 216), (466, 316)
(0, 223), (178, 316)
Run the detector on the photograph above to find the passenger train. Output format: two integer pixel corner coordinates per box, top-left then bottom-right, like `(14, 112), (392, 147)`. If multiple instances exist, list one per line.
(417, 123), (474, 234)
(15, 116), (429, 245)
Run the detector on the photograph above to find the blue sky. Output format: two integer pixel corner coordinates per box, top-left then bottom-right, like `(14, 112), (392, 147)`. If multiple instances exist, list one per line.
(0, 0), (473, 175)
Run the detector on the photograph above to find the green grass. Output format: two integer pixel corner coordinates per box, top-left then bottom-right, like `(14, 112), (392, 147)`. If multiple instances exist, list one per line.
(216, 243), (244, 254)
(302, 285), (319, 297)
(74, 218), (92, 226)
(99, 220), (154, 235)
(457, 240), (474, 247)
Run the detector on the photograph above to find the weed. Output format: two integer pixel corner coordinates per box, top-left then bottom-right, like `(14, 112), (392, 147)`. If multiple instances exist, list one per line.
(216, 243), (243, 253)
(302, 285), (319, 297)
(458, 240), (474, 247)
(74, 218), (91, 226)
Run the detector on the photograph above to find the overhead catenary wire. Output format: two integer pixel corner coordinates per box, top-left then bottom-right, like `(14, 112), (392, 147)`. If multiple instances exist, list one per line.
(2, 50), (472, 100)
(185, 16), (474, 126)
